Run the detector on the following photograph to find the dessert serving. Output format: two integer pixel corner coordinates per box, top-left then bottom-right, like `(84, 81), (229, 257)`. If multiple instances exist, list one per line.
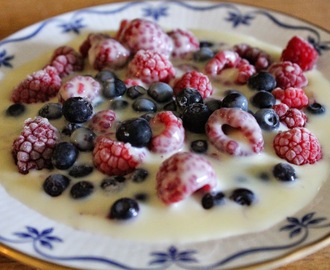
(0, 2), (329, 269)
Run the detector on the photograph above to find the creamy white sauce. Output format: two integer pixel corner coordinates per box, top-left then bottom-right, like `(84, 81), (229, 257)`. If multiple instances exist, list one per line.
(0, 30), (329, 243)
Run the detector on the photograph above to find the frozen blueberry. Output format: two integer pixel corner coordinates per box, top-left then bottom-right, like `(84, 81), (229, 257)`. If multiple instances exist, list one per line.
(38, 102), (62, 119)
(134, 192), (149, 202)
(95, 70), (117, 82)
(70, 181), (94, 199)
(109, 99), (129, 110)
(43, 174), (70, 197)
(248, 71), (277, 92)
(254, 108), (279, 131)
(307, 102), (326, 114)
(163, 100), (177, 111)
(131, 168), (149, 183)
(62, 97), (93, 123)
(229, 188), (255, 206)
(201, 192), (225, 209)
(126, 85), (147, 99)
(116, 118), (152, 147)
(61, 123), (82, 136)
(101, 176), (126, 193)
(101, 77), (127, 99)
(221, 92), (248, 111)
(205, 98), (222, 112)
(132, 98), (157, 112)
(109, 198), (139, 220)
(70, 127), (96, 151)
(182, 103), (212, 133)
(190, 140), (208, 153)
(51, 142), (79, 170)
(176, 88), (203, 111)
(193, 47), (215, 62)
(273, 163), (297, 182)
(6, 103), (26, 117)
(199, 40), (214, 48)
(251, 90), (276, 108)
(68, 164), (94, 178)
(148, 82), (173, 103)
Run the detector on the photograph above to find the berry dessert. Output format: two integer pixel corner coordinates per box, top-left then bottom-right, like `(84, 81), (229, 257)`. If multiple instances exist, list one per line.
(0, 19), (329, 243)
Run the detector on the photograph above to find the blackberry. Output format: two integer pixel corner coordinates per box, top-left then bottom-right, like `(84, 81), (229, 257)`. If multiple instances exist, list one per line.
(251, 90), (276, 108)
(182, 103), (212, 133)
(38, 102), (62, 120)
(148, 82), (173, 103)
(62, 97), (93, 123)
(190, 140), (208, 153)
(68, 164), (94, 178)
(254, 108), (280, 131)
(221, 92), (248, 111)
(70, 127), (96, 151)
(132, 98), (157, 112)
(43, 174), (70, 197)
(248, 71), (277, 92)
(116, 118), (152, 147)
(6, 103), (26, 117)
(175, 88), (203, 111)
(201, 192), (225, 209)
(229, 188), (255, 206)
(109, 198), (139, 220)
(131, 168), (149, 183)
(51, 142), (79, 170)
(70, 181), (94, 199)
(307, 102), (326, 114)
(273, 163), (297, 182)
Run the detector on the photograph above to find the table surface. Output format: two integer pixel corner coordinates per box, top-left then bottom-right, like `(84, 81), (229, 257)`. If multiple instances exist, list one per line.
(0, 0), (329, 269)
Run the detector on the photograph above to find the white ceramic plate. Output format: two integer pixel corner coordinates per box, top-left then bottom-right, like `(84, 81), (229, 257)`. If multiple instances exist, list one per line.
(0, 1), (330, 269)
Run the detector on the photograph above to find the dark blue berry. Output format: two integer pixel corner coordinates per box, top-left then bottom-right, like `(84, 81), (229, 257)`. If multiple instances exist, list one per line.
(140, 113), (155, 122)
(182, 103), (212, 133)
(109, 99), (129, 110)
(38, 103), (62, 119)
(199, 40), (214, 48)
(248, 71), (277, 92)
(6, 103), (26, 117)
(70, 127), (96, 151)
(251, 90), (276, 108)
(95, 70), (117, 82)
(193, 47), (215, 62)
(190, 140), (208, 153)
(101, 76), (126, 99)
(205, 98), (222, 112)
(126, 85), (147, 99)
(101, 176), (126, 193)
(62, 97), (93, 123)
(307, 102), (326, 114)
(134, 193), (149, 202)
(254, 108), (279, 131)
(163, 100), (177, 111)
(70, 181), (94, 199)
(222, 92), (248, 111)
(148, 82), (173, 103)
(109, 198), (139, 220)
(132, 98), (157, 112)
(61, 123), (82, 136)
(229, 188), (255, 206)
(175, 88), (203, 111)
(201, 192), (225, 209)
(51, 142), (79, 170)
(43, 174), (70, 197)
(116, 118), (152, 147)
(131, 168), (149, 183)
(68, 164), (94, 178)
(273, 163), (296, 182)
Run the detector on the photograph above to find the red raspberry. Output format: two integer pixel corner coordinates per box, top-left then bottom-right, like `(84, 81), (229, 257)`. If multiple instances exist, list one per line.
(115, 18), (173, 56)
(49, 46), (84, 77)
(233, 43), (272, 71)
(273, 127), (322, 165)
(173, 70), (213, 98)
(79, 33), (110, 58)
(149, 111), (185, 154)
(89, 109), (116, 134)
(268, 61), (308, 89)
(93, 135), (146, 176)
(281, 36), (318, 71)
(58, 75), (101, 104)
(12, 117), (60, 174)
(127, 50), (175, 84)
(156, 152), (217, 204)
(280, 108), (308, 128)
(272, 103), (289, 118)
(272, 87), (308, 109)
(88, 37), (130, 71)
(167, 28), (199, 58)
(11, 66), (61, 104)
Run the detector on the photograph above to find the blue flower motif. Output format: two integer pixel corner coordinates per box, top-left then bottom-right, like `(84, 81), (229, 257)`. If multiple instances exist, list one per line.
(149, 246), (198, 266)
(226, 11), (254, 27)
(143, 6), (168, 20)
(307, 36), (330, 55)
(58, 18), (86, 34)
(14, 226), (62, 249)
(0, 50), (14, 68)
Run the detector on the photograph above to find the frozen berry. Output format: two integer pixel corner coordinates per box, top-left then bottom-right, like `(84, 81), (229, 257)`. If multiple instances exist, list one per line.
(230, 188), (255, 206)
(273, 163), (297, 182)
(89, 110), (116, 134)
(38, 102), (62, 120)
(193, 47), (215, 62)
(101, 77), (127, 99)
(62, 97), (93, 123)
(168, 28), (199, 58)
(68, 164), (94, 178)
(101, 176), (126, 193)
(132, 97), (157, 112)
(12, 117), (59, 174)
(79, 33), (111, 58)
(116, 118), (152, 148)
(61, 123), (82, 136)
(175, 87), (203, 111)
(70, 127), (96, 151)
(191, 140), (208, 154)
(131, 168), (149, 183)
(182, 103), (212, 133)
(70, 181), (94, 199)
(251, 90), (276, 108)
(11, 66), (61, 104)
(43, 174), (70, 197)
(205, 98), (222, 112)
(126, 85), (147, 99)
(273, 127), (322, 165)
(109, 198), (140, 220)
(280, 108), (307, 128)
(109, 99), (129, 111)
(201, 191), (225, 209)
(254, 108), (280, 131)
(6, 103), (26, 117)
(148, 82), (173, 103)
(221, 92), (248, 111)
(307, 102), (326, 114)
(272, 87), (308, 109)
(51, 142), (79, 170)
(248, 71), (276, 92)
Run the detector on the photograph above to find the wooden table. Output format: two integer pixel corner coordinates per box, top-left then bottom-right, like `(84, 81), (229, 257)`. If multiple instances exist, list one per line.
(0, 0), (329, 269)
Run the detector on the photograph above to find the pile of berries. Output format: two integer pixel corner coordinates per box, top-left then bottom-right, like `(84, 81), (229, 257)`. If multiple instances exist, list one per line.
(8, 18), (325, 221)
